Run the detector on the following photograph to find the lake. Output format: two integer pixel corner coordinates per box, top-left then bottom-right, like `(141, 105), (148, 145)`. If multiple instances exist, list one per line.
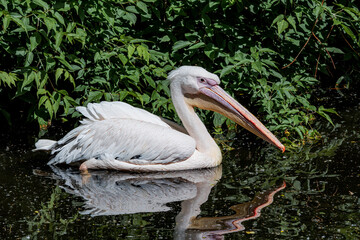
(0, 91), (359, 239)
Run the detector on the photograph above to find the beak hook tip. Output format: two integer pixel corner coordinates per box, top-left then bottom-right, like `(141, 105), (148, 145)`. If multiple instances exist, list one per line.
(281, 145), (286, 153)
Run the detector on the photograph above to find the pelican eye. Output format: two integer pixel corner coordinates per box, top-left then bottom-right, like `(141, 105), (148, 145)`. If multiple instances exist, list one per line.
(199, 78), (206, 83)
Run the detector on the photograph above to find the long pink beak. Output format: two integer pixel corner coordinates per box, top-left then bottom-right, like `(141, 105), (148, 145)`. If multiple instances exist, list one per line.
(200, 85), (285, 152)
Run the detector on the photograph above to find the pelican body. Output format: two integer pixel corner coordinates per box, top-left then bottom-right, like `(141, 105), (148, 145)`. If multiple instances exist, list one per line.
(35, 66), (285, 171)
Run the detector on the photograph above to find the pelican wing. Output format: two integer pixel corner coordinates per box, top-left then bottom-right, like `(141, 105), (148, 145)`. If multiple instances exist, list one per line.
(48, 102), (196, 165)
(76, 101), (171, 127)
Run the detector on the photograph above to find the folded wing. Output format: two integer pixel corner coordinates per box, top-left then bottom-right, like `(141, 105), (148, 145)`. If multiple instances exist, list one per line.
(48, 102), (196, 165)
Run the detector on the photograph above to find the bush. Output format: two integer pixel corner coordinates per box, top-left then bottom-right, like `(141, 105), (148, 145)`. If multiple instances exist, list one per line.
(0, 0), (359, 146)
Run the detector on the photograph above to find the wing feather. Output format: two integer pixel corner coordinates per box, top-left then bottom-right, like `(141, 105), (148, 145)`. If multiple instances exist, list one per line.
(49, 119), (196, 165)
(43, 101), (194, 165)
(76, 101), (170, 128)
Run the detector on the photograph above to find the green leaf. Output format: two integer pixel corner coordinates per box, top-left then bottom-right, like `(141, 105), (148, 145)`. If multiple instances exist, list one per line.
(204, 43), (218, 60)
(38, 95), (48, 107)
(318, 106), (335, 126)
(3, 14), (11, 32)
(22, 71), (36, 89)
(344, 8), (359, 21)
(262, 59), (277, 68)
(220, 65), (235, 78)
(188, 42), (206, 50)
(136, 92), (144, 106)
(87, 91), (103, 103)
(136, 1), (148, 13)
(66, 22), (76, 32)
(319, 106), (338, 115)
(124, 12), (137, 25)
(144, 74), (156, 88)
(52, 96), (60, 116)
(126, 6), (139, 14)
(251, 61), (262, 73)
(68, 73), (75, 88)
(297, 96), (310, 107)
(25, 51), (34, 67)
(160, 35), (170, 42)
(29, 32), (42, 51)
(38, 72), (48, 89)
(0, 71), (16, 87)
(213, 112), (227, 127)
(294, 127), (304, 139)
(340, 25), (356, 41)
(0, 0), (8, 10)
(55, 31), (64, 50)
(10, 16), (29, 33)
(137, 45), (150, 63)
(326, 47), (344, 54)
(63, 97), (71, 114)
(45, 56), (56, 71)
(293, 180), (301, 191)
(118, 53), (128, 65)
(44, 17), (57, 33)
(33, 0), (50, 9)
(57, 89), (69, 96)
(271, 14), (284, 26)
(172, 41), (192, 51)
(44, 99), (53, 119)
(277, 20), (289, 34)
(55, 68), (63, 83)
(94, 52), (101, 62)
(313, 5), (323, 18)
(287, 16), (297, 31)
(37, 88), (47, 96)
(54, 12), (65, 26)
(128, 45), (136, 58)
(55, 56), (73, 70)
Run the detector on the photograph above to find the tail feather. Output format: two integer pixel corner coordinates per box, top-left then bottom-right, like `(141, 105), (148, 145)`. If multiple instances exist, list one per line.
(34, 139), (57, 151)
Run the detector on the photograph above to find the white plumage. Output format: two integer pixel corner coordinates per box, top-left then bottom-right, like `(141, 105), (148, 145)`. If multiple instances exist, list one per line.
(46, 102), (195, 166)
(35, 66), (285, 171)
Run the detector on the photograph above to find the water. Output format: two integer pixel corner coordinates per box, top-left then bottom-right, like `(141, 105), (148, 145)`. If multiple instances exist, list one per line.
(0, 96), (359, 239)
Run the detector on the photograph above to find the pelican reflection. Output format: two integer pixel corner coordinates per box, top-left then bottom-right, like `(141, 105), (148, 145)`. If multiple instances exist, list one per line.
(47, 166), (285, 239)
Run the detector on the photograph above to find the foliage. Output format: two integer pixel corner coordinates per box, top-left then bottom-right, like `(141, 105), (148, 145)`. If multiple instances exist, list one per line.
(0, 0), (359, 144)
(24, 186), (78, 239)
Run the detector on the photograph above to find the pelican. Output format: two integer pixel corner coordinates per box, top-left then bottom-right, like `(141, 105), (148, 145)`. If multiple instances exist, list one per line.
(35, 66), (285, 172)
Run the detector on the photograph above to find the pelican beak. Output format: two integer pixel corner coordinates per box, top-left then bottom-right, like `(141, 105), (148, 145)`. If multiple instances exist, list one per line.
(198, 85), (285, 152)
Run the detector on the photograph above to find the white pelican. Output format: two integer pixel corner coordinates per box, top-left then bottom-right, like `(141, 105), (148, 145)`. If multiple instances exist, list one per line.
(35, 66), (285, 171)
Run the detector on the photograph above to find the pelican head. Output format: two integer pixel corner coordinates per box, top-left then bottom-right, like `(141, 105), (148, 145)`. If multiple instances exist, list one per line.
(168, 66), (285, 152)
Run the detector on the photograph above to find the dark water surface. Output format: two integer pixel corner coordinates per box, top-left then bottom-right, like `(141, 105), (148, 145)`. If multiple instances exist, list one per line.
(0, 96), (359, 239)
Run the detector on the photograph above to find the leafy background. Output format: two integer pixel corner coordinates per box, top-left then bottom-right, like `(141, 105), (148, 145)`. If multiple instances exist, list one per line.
(0, 0), (359, 147)
(0, 1), (359, 239)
